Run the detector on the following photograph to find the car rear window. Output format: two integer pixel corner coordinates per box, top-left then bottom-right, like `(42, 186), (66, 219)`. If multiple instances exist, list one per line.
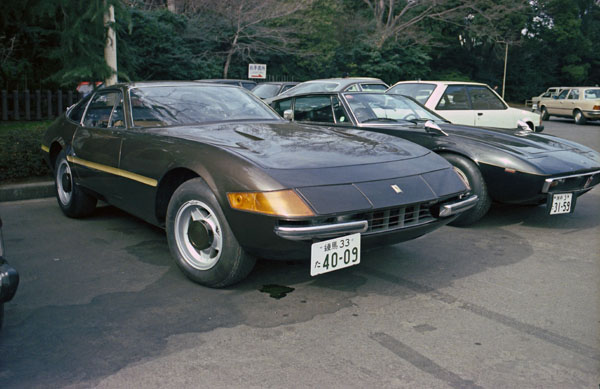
(252, 84), (280, 98)
(360, 83), (388, 91)
(387, 83), (436, 104)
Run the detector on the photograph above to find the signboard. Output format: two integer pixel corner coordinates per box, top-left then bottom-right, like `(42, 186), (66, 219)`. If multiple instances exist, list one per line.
(248, 64), (267, 79)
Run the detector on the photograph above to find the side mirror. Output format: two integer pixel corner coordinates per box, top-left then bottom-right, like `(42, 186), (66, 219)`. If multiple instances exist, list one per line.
(516, 120), (531, 132)
(424, 120), (448, 136)
(283, 109), (293, 121)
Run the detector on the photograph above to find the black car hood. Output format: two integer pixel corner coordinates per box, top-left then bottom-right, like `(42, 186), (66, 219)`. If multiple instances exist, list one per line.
(166, 121), (430, 169)
(437, 123), (585, 157)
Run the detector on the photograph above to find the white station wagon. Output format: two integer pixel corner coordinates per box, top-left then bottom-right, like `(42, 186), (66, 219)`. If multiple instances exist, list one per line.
(387, 81), (544, 132)
(538, 87), (600, 125)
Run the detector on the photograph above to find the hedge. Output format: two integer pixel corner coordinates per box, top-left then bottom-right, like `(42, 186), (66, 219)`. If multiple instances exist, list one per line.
(0, 121), (53, 182)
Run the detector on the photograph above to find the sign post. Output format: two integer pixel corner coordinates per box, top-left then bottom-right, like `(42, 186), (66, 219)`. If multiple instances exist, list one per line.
(248, 64), (267, 80)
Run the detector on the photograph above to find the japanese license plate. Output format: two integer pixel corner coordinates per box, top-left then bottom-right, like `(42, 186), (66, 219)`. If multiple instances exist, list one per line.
(549, 193), (573, 215)
(310, 233), (361, 276)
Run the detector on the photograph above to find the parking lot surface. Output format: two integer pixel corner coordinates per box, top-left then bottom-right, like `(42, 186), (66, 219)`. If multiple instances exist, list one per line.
(0, 119), (598, 388)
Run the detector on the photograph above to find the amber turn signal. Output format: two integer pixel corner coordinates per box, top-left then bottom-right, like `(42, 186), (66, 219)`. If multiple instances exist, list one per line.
(227, 190), (314, 217)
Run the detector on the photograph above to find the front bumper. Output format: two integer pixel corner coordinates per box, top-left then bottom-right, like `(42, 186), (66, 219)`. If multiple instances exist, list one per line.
(274, 195), (478, 241)
(541, 170), (600, 193)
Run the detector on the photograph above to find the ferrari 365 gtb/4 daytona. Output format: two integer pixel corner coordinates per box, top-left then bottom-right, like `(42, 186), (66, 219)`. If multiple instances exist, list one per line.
(42, 82), (476, 287)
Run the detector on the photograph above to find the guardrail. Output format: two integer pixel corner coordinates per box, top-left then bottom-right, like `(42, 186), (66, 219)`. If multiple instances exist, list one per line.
(1, 90), (81, 121)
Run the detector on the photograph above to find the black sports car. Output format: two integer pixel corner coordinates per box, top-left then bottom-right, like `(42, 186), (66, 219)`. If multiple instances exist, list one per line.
(42, 82), (476, 287)
(269, 91), (600, 225)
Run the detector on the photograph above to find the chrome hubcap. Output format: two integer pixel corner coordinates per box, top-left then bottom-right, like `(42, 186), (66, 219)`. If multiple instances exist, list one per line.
(57, 159), (73, 205)
(174, 200), (223, 270)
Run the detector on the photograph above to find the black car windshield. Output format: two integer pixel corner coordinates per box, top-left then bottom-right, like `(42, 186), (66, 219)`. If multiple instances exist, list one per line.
(344, 93), (446, 124)
(129, 85), (279, 126)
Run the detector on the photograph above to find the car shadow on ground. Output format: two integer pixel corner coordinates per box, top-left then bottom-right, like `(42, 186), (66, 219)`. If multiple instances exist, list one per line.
(0, 198), (550, 388)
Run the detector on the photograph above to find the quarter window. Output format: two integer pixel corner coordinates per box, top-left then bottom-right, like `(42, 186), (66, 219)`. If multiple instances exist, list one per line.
(271, 98), (292, 116)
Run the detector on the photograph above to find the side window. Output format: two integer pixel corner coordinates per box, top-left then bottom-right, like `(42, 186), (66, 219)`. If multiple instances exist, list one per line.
(436, 85), (470, 110)
(557, 89), (569, 99)
(67, 95), (91, 124)
(568, 89), (579, 100)
(82, 91), (123, 128)
(332, 96), (350, 124)
(271, 98), (292, 116)
(293, 95), (335, 123)
(467, 86), (506, 110)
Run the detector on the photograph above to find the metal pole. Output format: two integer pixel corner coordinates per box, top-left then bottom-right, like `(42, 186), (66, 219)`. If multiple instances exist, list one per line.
(502, 42), (508, 99)
(104, 3), (118, 86)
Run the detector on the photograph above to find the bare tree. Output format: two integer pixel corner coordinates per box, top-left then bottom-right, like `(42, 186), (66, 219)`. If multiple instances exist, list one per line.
(182, 0), (314, 78)
(362, 0), (529, 48)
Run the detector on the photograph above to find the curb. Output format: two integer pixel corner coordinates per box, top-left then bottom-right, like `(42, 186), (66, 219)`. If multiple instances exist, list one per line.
(0, 181), (55, 202)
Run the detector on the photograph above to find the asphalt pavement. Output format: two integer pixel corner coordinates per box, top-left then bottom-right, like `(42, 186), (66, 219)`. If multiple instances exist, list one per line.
(0, 118), (598, 388)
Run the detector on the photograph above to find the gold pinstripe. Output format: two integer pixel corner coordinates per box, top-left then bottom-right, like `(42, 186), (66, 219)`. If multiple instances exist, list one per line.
(66, 155), (158, 187)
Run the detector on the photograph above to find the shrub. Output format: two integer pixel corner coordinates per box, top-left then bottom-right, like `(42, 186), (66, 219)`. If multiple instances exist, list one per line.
(0, 121), (52, 182)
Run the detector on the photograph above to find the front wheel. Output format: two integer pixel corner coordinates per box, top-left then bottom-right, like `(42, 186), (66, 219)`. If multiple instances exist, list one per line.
(441, 154), (492, 226)
(54, 150), (97, 218)
(166, 178), (255, 287)
(540, 106), (549, 121)
(573, 110), (587, 125)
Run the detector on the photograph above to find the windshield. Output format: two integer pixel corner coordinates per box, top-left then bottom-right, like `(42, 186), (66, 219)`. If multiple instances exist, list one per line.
(252, 83), (280, 99)
(386, 83), (436, 104)
(344, 93), (446, 124)
(129, 85), (279, 126)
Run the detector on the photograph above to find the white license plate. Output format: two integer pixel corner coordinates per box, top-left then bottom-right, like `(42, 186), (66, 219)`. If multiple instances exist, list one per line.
(550, 193), (573, 215)
(310, 233), (361, 276)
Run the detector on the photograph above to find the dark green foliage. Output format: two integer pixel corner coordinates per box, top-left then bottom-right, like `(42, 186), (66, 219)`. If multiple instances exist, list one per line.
(0, 122), (51, 181)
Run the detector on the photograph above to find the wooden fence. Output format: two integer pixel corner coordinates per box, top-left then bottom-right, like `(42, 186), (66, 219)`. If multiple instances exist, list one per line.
(1, 90), (82, 121)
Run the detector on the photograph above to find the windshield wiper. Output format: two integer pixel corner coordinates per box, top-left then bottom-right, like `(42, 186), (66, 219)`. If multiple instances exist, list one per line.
(361, 117), (399, 123)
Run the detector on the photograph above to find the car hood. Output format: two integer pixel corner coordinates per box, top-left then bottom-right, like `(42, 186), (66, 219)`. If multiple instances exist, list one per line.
(167, 121), (430, 169)
(437, 123), (588, 157)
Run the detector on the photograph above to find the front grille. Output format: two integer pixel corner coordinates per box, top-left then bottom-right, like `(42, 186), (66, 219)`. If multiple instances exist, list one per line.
(546, 171), (600, 193)
(276, 202), (438, 238)
(361, 204), (434, 233)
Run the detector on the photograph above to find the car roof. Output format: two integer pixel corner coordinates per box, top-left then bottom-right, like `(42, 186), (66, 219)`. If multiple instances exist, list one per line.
(391, 80), (489, 87)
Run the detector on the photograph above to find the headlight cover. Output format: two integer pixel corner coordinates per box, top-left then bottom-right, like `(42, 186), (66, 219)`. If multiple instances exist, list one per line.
(227, 190), (314, 217)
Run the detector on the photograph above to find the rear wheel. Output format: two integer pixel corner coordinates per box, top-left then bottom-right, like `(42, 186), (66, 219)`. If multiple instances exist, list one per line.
(573, 110), (587, 125)
(540, 106), (549, 121)
(166, 178), (255, 287)
(54, 150), (97, 218)
(441, 154), (491, 226)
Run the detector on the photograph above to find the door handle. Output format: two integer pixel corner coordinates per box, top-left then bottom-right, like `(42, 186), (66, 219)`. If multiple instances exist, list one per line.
(477, 112), (483, 116)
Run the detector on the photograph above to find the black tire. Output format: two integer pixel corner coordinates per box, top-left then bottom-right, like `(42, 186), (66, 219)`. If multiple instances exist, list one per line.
(166, 178), (255, 288)
(573, 110), (587, 125)
(54, 150), (97, 218)
(441, 154), (492, 227)
(540, 106), (549, 121)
